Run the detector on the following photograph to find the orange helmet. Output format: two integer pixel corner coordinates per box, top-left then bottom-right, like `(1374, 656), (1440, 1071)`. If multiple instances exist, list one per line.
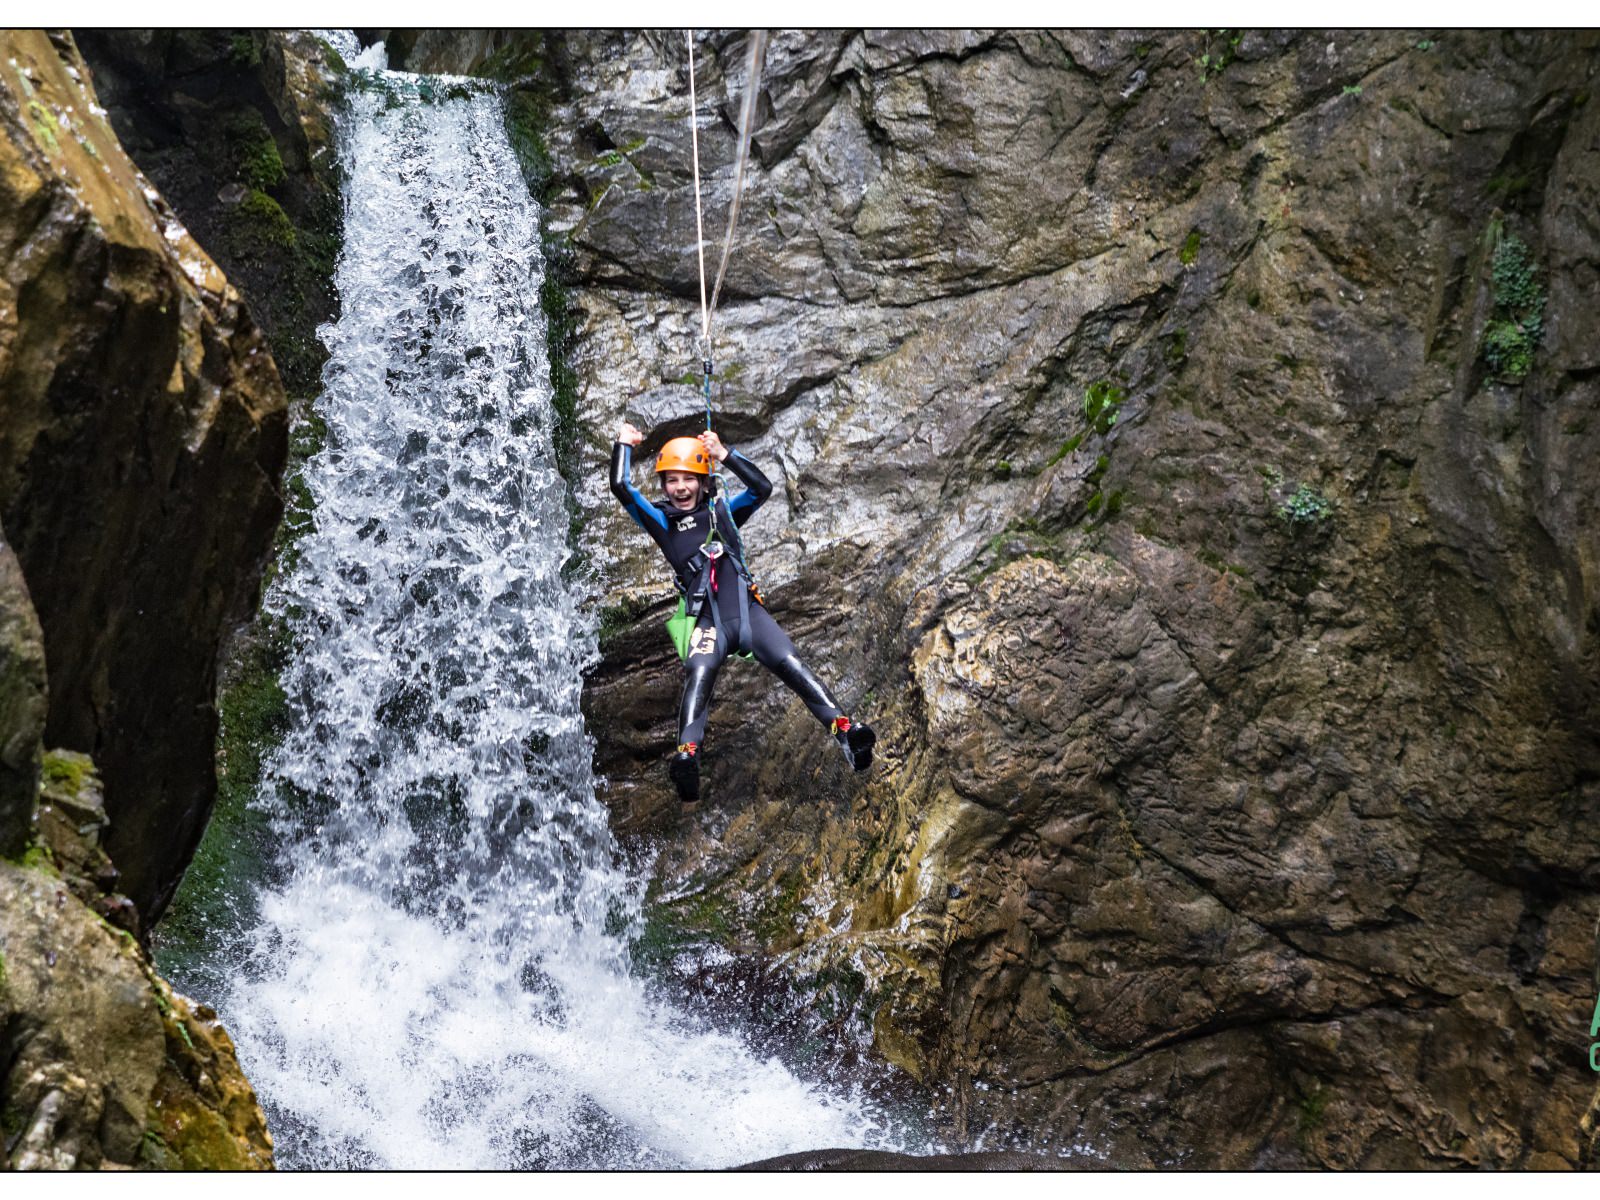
(654, 436), (711, 476)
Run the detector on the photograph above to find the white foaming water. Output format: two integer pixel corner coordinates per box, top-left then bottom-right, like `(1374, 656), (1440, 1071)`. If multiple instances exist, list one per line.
(207, 72), (907, 1169)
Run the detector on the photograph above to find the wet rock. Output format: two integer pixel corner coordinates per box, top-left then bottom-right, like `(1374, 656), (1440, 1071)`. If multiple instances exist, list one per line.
(0, 854), (273, 1169)
(0, 528), (47, 857)
(74, 29), (344, 400)
(735, 1147), (1073, 1171)
(33, 749), (141, 938)
(0, 30), (288, 920)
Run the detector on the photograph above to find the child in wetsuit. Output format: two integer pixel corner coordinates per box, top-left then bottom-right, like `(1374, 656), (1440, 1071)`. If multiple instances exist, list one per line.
(609, 422), (876, 807)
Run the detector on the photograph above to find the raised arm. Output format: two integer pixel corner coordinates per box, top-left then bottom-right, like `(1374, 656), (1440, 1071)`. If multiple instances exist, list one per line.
(610, 424), (666, 533)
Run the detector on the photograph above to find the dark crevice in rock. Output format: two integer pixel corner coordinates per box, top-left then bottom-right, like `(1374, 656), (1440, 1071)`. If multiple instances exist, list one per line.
(1012, 997), (1454, 1089)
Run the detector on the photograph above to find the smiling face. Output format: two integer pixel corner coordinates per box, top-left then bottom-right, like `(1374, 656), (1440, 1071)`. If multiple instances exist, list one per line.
(661, 470), (704, 510)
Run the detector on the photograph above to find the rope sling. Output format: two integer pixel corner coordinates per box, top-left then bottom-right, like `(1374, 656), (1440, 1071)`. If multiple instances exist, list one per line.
(668, 29), (769, 661)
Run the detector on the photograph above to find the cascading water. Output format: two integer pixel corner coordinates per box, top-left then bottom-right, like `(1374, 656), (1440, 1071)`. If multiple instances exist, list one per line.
(189, 48), (913, 1169)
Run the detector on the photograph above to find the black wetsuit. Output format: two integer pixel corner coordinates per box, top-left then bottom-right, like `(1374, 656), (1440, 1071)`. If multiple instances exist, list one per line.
(609, 442), (846, 748)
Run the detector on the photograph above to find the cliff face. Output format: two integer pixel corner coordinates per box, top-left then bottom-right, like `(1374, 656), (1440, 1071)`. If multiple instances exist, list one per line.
(0, 30), (293, 920)
(0, 534), (47, 859)
(4, 523), (269, 1170)
(73, 30), (344, 403)
(1, 749), (274, 1170)
(0, 29), (283, 1170)
(497, 29), (1599, 1166)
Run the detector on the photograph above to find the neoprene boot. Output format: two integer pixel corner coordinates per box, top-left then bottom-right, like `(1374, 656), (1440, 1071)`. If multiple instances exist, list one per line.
(669, 743), (700, 807)
(832, 717), (876, 772)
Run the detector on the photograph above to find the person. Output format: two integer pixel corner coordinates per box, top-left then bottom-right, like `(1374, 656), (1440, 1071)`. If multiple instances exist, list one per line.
(609, 422), (876, 807)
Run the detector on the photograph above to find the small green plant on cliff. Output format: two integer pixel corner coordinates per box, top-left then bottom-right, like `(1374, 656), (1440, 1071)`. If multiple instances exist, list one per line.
(1179, 229), (1203, 267)
(1278, 484), (1332, 527)
(1049, 380), (1126, 465)
(1083, 379), (1125, 434)
(1041, 380), (1131, 528)
(1479, 230), (1545, 382)
(228, 33), (261, 69)
(1197, 30), (1243, 80)
(40, 750), (93, 795)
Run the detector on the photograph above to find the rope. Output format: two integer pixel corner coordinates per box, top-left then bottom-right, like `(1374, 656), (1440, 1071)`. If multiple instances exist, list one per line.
(684, 30), (768, 554)
(708, 31), (766, 321)
(683, 29), (767, 353)
(686, 30), (711, 349)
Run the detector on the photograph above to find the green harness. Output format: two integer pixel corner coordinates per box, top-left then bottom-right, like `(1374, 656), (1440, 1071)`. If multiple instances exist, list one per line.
(665, 597), (696, 661)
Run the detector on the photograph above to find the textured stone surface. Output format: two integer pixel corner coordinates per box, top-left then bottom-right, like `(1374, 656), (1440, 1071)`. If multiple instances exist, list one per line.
(0, 30), (288, 920)
(483, 29), (1600, 1167)
(0, 527), (46, 858)
(0, 854), (273, 1170)
(53, 26), (1589, 1169)
(74, 29), (344, 401)
(736, 1147), (1072, 1170)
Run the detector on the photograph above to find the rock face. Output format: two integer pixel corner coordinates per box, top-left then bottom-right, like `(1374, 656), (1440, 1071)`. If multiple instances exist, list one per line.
(472, 29), (1600, 1168)
(1, 830), (274, 1170)
(0, 532), (272, 1169)
(0, 30), (289, 920)
(0, 531), (47, 859)
(735, 1147), (1070, 1171)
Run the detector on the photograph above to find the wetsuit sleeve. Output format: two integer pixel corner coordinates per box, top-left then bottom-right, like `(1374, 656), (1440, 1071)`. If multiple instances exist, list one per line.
(722, 449), (773, 526)
(610, 442), (667, 534)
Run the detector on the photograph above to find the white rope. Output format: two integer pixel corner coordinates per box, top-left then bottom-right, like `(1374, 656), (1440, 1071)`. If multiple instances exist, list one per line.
(686, 30), (711, 348)
(708, 30), (766, 321)
(684, 29), (766, 354)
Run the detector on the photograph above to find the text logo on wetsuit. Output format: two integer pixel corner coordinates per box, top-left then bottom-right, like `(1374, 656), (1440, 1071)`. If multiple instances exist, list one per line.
(689, 627), (718, 657)
(676, 515), (697, 532)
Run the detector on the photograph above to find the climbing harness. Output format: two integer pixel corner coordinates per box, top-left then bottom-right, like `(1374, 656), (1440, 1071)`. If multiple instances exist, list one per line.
(665, 491), (759, 663)
(670, 28), (769, 663)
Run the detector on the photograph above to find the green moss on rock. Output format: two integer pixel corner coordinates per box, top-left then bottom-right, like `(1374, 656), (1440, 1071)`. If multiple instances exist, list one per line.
(234, 188), (297, 250)
(40, 749), (93, 795)
(158, 394), (325, 980)
(629, 887), (745, 973)
(224, 109), (285, 191)
(1179, 228), (1204, 266)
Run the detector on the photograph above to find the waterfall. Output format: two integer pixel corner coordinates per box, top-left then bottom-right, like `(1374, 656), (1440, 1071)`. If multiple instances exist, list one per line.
(189, 53), (910, 1170)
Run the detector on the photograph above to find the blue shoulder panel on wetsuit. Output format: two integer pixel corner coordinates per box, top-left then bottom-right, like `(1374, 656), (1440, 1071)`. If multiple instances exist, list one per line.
(610, 443), (668, 532)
